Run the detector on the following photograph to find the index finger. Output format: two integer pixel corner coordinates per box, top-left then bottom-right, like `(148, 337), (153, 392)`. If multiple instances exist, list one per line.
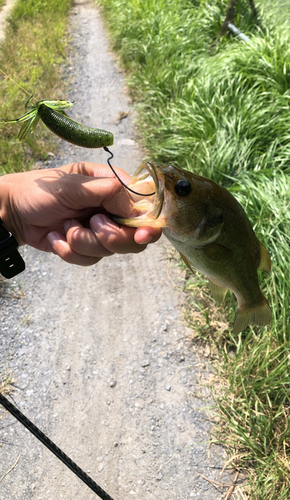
(59, 161), (132, 183)
(42, 167), (131, 212)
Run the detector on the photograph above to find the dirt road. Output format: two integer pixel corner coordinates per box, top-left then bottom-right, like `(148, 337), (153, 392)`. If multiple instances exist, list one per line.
(0, 0), (16, 41)
(0, 2), (235, 499)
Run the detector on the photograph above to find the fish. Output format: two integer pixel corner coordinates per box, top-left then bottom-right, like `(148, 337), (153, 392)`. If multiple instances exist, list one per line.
(113, 162), (272, 335)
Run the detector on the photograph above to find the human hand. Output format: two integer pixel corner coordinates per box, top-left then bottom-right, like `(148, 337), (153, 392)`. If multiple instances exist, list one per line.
(0, 162), (162, 265)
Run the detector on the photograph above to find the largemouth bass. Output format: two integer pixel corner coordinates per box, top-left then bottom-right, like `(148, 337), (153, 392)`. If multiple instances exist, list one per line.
(114, 162), (272, 335)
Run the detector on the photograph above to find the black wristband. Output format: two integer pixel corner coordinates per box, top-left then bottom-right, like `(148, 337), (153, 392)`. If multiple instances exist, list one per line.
(0, 218), (25, 278)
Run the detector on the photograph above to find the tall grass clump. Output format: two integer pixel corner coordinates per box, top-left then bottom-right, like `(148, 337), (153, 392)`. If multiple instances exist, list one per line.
(150, 33), (290, 184)
(0, 0), (72, 174)
(100, 0), (290, 496)
(215, 170), (290, 498)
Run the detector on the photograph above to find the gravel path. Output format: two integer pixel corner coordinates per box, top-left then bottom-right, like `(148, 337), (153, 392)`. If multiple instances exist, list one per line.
(0, 0), (16, 41)
(0, 1), (236, 499)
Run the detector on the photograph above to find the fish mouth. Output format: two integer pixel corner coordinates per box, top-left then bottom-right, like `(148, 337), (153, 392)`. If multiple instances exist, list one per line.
(112, 162), (167, 228)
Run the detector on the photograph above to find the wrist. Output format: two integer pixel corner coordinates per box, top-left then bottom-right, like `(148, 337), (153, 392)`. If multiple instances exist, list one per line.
(0, 174), (25, 278)
(0, 173), (22, 244)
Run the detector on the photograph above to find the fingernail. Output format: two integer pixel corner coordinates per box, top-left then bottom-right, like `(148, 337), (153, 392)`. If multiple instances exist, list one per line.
(64, 220), (71, 232)
(135, 229), (154, 245)
(140, 235), (153, 245)
(90, 215), (105, 234)
(47, 232), (58, 249)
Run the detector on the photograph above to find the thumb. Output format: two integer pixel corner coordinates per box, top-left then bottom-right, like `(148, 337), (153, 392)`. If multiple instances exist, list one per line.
(50, 173), (126, 210)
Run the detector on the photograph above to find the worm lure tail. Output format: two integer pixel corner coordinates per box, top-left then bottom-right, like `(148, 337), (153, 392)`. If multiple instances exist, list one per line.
(2, 98), (114, 148)
(0, 67), (153, 194)
(103, 147), (155, 197)
(1, 71), (114, 148)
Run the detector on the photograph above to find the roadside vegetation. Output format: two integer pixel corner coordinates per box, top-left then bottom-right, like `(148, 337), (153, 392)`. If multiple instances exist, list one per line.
(99, 0), (290, 497)
(0, 369), (14, 397)
(0, 0), (72, 175)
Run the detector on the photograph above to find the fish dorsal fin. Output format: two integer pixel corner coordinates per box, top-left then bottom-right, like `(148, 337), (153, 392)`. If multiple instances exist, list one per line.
(199, 243), (233, 262)
(209, 280), (228, 304)
(258, 240), (271, 274)
(179, 253), (195, 273)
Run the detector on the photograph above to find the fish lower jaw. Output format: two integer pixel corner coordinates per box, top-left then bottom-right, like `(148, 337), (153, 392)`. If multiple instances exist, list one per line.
(113, 214), (167, 228)
(113, 199), (168, 228)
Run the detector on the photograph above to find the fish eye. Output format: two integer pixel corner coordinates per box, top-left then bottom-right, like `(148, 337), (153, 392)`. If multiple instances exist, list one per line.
(175, 179), (192, 197)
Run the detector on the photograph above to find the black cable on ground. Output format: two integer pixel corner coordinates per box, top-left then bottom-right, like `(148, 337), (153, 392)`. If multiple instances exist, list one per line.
(0, 393), (116, 500)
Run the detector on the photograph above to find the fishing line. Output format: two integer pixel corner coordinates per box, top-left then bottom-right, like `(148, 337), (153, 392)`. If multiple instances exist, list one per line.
(0, 393), (115, 500)
(103, 147), (155, 197)
(0, 69), (35, 101)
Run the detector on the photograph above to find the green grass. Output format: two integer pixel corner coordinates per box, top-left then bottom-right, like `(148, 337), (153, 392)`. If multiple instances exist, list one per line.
(215, 170), (290, 498)
(0, 0), (73, 174)
(0, 368), (15, 397)
(99, 0), (290, 497)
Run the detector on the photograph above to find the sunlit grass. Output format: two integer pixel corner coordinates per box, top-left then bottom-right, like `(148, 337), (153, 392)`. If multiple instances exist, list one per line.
(0, 369), (15, 397)
(137, 31), (290, 183)
(100, 0), (290, 496)
(181, 169), (290, 499)
(0, 0), (72, 174)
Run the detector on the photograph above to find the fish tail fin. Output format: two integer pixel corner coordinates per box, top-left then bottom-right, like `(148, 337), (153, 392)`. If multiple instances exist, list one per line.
(233, 297), (272, 335)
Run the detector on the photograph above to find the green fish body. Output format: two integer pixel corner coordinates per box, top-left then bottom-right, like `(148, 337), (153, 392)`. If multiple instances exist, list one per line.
(114, 162), (271, 334)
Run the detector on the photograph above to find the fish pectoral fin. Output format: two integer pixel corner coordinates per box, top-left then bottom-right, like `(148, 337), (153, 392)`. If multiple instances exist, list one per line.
(258, 240), (271, 274)
(209, 280), (228, 304)
(179, 253), (195, 273)
(199, 243), (233, 262)
(233, 297), (272, 335)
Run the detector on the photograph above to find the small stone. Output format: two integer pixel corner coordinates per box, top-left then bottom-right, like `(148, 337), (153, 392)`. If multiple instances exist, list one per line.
(142, 361), (150, 367)
(157, 472), (163, 481)
(110, 380), (117, 388)
(166, 385), (171, 391)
